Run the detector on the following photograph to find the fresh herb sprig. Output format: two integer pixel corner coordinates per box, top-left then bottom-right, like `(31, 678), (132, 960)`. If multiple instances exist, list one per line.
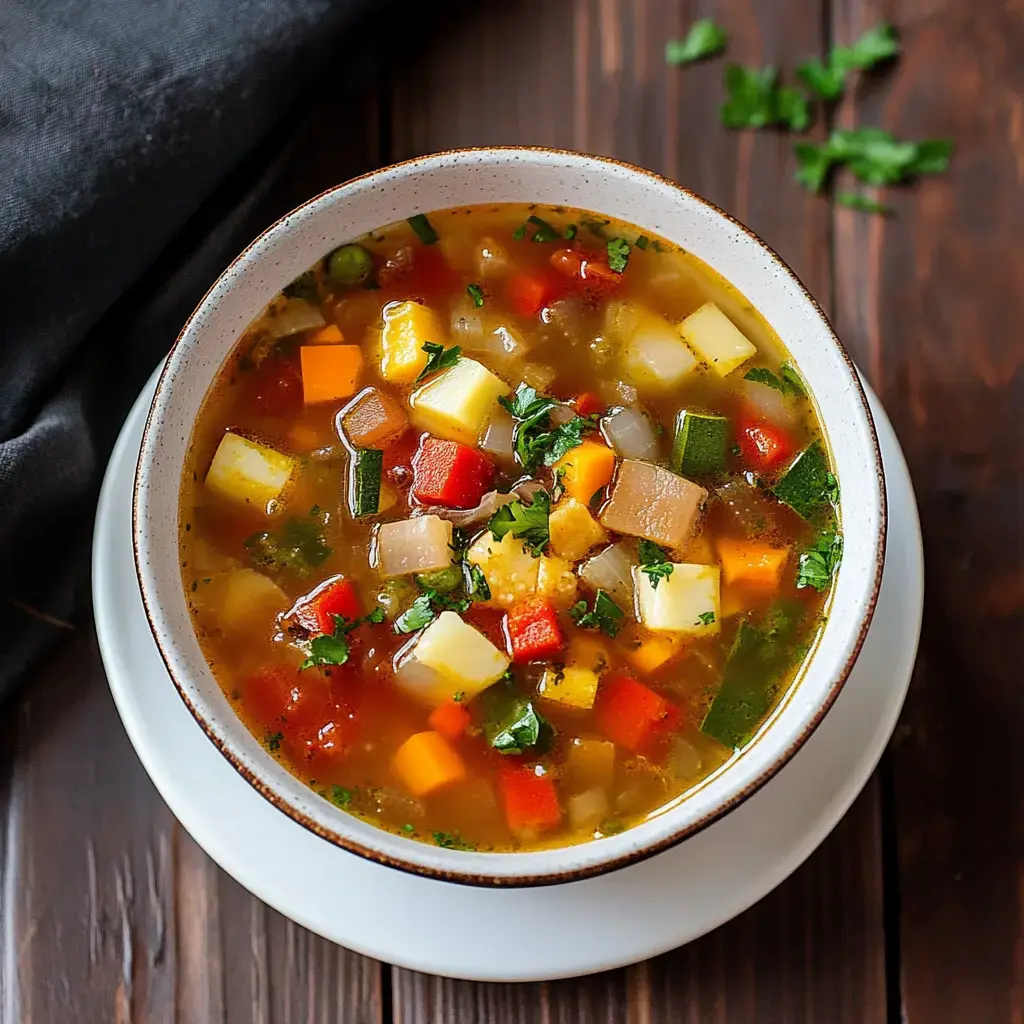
(300, 608), (386, 670)
(665, 18), (728, 65)
(417, 342), (461, 381)
(487, 491), (551, 556)
(499, 383), (597, 472)
(407, 213), (439, 245)
(796, 532), (844, 592)
(743, 363), (807, 397)
(569, 589), (625, 637)
(638, 540), (674, 590)
(797, 23), (899, 102)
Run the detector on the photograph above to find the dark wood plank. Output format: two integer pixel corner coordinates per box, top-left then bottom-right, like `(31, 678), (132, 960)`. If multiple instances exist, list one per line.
(387, 0), (887, 1018)
(831, 1), (1024, 1021)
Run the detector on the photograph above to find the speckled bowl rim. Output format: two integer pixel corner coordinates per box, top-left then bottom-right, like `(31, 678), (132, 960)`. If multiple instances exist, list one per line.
(133, 147), (887, 887)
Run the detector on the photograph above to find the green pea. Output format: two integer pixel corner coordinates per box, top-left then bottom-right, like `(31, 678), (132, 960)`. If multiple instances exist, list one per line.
(326, 244), (374, 285)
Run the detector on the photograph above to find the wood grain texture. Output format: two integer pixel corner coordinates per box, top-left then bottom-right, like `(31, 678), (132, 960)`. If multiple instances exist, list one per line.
(831, 0), (1024, 1021)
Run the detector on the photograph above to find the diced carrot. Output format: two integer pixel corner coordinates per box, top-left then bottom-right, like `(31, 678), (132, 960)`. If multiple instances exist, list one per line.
(499, 765), (562, 833)
(292, 576), (361, 636)
(300, 344), (364, 405)
(309, 324), (344, 344)
(340, 386), (408, 448)
(573, 392), (604, 418)
(506, 597), (565, 663)
(392, 731), (466, 797)
(505, 268), (566, 318)
(552, 440), (616, 504)
(593, 673), (668, 751)
(428, 701), (472, 741)
(716, 538), (790, 590)
(628, 635), (684, 675)
(638, 702), (683, 762)
(549, 246), (622, 296)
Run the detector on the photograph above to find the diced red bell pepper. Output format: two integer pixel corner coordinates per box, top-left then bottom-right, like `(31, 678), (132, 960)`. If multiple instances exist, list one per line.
(550, 246), (622, 297)
(412, 437), (495, 509)
(499, 765), (562, 833)
(506, 597), (565, 663)
(292, 576), (362, 636)
(395, 245), (457, 300)
(593, 673), (669, 751)
(505, 268), (567, 318)
(428, 701), (472, 741)
(573, 392), (603, 418)
(738, 414), (796, 473)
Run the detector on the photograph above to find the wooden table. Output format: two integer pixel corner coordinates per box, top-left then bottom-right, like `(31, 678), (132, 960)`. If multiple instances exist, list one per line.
(3, 1), (1021, 1020)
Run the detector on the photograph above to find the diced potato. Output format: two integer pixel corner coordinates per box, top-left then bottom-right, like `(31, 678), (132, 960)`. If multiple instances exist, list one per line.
(553, 440), (616, 504)
(409, 358), (510, 444)
(549, 499), (607, 562)
(536, 554), (578, 610)
(621, 309), (699, 391)
(628, 635), (684, 675)
(633, 562), (721, 635)
(379, 300), (441, 383)
(538, 666), (600, 709)
(466, 531), (539, 609)
(214, 569), (288, 634)
(568, 787), (611, 831)
(376, 515), (453, 576)
(392, 731), (466, 798)
(411, 611), (510, 699)
(339, 386), (408, 448)
(393, 658), (453, 706)
(205, 432), (296, 510)
(565, 738), (616, 792)
(600, 459), (707, 551)
(677, 302), (757, 378)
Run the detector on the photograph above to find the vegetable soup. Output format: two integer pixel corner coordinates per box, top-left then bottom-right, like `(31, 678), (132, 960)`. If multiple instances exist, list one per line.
(180, 204), (843, 852)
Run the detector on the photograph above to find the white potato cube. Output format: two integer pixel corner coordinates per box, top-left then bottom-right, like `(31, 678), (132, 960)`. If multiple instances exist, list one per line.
(205, 432), (296, 510)
(376, 515), (453, 576)
(633, 562), (721, 635)
(215, 569), (288, 633)
(620, 310), (699, 391)
(410, 611), (510, 700)
(409, 357), (510, 444)
(677, 302), (757, 378)
(466, 531), (539, 609)
(549, 499), (607, 562)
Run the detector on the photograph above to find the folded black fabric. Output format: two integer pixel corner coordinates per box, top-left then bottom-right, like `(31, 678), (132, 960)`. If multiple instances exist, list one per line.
(0, 0), (384, 699)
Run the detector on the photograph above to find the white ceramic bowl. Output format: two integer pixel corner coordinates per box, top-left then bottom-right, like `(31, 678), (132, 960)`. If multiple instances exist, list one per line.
(134, 148), (886, 887)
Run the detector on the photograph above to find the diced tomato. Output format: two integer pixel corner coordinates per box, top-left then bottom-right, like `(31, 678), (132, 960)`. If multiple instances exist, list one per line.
(412, 437), (495, 509)
(463, 605), (510, 653)
(499, 765), (562, 833)
(505, 268), (568, 318)
(506, 597), (565, 663)
(593, 673), (669, 751)
(428, 701), (472, 741)
(738, 415), (796, 473)
(396, 246), (457, 300)
(638, 702), (683, 762)
(573, 392), (604, 418)
(292, 576), (362, 636)
(549, 246), (622, 297)
(248, 356), (303, 417)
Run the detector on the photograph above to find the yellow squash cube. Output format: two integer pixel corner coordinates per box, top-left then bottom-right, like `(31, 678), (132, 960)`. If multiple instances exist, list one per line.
(633, 562), (721, 635)
(538, 666), (600, 709)
(411, 611), (510, 699)
(378, 300), (441, 383)
(466, 531), (539, 608)
(677, 302), (757, 378)
(536, 554), (578, 609)
(205, 432), (296, 510)
(409, 357), (510, 444)
(549, 499), (607, 562)
(628, 635), (684, 675)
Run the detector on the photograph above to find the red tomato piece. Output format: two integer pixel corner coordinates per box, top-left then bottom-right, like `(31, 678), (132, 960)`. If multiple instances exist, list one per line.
(549, 246), (622, 297)
(249, 356), (303, 417)
(428, 701), (472, 741)
(397, 246), (457, 300)
(506, 597), (565, 663)
(412, 437), (495, 508)
(292, 576), (362, 636)
(573, 392), (604, 418)
(505, 268), (567, 318)
(499, 765), (562, 833)
(242, 664), (298, 727)
(738, 415), (796, 473)
(638, 702), (683, 762)
(593, 673), (669, 751)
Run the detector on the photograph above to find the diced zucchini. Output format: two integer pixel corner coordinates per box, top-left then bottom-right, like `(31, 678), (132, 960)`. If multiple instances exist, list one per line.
(466, 531), (539, 609)
(410, 611), (510, 700)
(409, 357), (510, 444)
(633, 562), (721, 635)
(350, 448), (382, 517)
(415, 565), (463, 594)
(376, 515), (453, 576)
(548, 499), (607, 562)
(670, 410), (729, 477)
(677, 302), (757, 377)
(379, 300), (441, 383)
(538, 666), (600, 709)
(699, 622), (772, 748)
(772, 442), (831, 519)
(205, 432), (296, 510)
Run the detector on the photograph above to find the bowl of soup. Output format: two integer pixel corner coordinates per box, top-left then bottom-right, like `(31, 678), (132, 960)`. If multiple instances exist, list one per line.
(134, 148), (885, 886)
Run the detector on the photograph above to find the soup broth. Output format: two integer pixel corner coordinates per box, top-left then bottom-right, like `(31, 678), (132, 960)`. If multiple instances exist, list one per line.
(180, 204), (842, 852)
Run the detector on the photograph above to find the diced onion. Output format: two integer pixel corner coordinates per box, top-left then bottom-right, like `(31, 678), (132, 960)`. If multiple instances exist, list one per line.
(475, 237), (510, 278)
(599, 378), (638, 407)
(460, 322), (528, 369)
(739, 376), (800, 428)
(549, 403), (576, 426)
(393, 657), (445, 703)
(601, 407), (660, 461)
(540, 298), (585, 341)
(589, 334), (616, 366)
(568, 787), (610, 831)
(266, 298), (325, 339)
(480, 408), (516, 462)
(580, 543), (635, 609)
(450, 297), (484, 346)
(604, 300), (641, 343)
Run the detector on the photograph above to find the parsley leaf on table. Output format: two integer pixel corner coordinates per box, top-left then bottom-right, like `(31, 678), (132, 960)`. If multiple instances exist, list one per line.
(569, 589), (625, 637)
(836, 191), (893, 215)
(416, 341), (461, 381)
(796, 532), (844, 592)
(720, 65), (811, 132)
(665, 18), (728, 65)
(797, 24), (899, 102)
(638, 539), (674, 590)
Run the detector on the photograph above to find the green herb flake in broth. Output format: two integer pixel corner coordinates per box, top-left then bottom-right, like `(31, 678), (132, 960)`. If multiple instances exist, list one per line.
(563, 224), (578, 240)
(487, 492), (551, 556)
(743, 364), (806, 397)
(432, 831), (475, 851)
(407, 213), (439, 245)
(244, 513), (332, 577)
(569, 589), (624, 637)
(665, 18), (728, 65)
(796, 531), (843, 592)
(416, 342), (461, 382)
(527, 215), (561, 243)
(638, 539), (674, 590)
(606, 237), (631, 273)
(393, 595), (437, 634)
(300, 614), (361, 670)
(331, 785), (354, 808)
(265, 731), (283, 752)
(467, 282), (486, 307)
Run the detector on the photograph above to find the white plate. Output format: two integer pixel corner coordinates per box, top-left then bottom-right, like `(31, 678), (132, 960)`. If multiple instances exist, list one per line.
(94, 369), (922, 983)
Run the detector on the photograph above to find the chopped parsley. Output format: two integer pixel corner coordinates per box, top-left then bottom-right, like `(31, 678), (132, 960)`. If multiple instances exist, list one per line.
(330, 785), (354, 808)
(487, 491), (551, 556)
(364, 606), (387, 625)
(796, 532), (843, 593)
(513, 215), (562, 243)
(407, 213), (439, 245)
(417, 341), (461, 382)
(599, 818), (625, 836)
(432, 831), (475, 851)
(563, 224), (578, 240)
(498, 383), (596, 472)
(638, 539), (674, 590)
(698, 611), (717, 626)
(580, 217), (610, 239)
(453, 690), (466, 703)
(300, 614), (357, 669)
(466, 563), (491, 602)
(665, 18), (728, 65)
(401, 823), (416, 834)
(245, 512), (332, 577)
(484, 696), (550, 755)
(393, 594), (438, 634)
(265, 731), (283, 752)
(466, 282), (485, 307)
(743, 363), (806, 397)
(512, 224), (527, 241)
(569, 589), (625, 637)
(606, 237), (631, 273)
(720, 65), (810, 132)
(797, 23), (899, 102)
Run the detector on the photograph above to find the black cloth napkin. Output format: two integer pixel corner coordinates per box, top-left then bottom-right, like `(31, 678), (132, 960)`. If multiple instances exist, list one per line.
(0, 0), (386, 699)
